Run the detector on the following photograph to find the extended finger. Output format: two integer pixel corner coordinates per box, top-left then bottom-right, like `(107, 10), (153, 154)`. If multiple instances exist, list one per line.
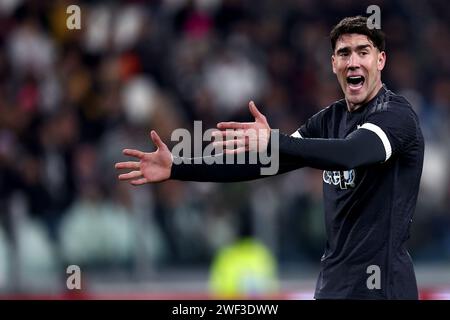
(115, 161), (140, 170)
(249, 101), (265, 121)
(118, 170), (142, 180)
(212, 130), (245, 139)
(217, 122), (252, 130)
(131, 177), (149, 186)
(213, 139), (246, 149)
(223, 146), (247, 154)
(123, 149), (145, 159)
(150, 130), (167, 150)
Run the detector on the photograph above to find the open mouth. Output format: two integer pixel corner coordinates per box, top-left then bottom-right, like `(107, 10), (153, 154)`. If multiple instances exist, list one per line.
(346, 76), (365, 90)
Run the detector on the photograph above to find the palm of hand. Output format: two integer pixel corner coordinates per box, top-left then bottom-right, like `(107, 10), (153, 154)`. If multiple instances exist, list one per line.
(140, 150), (172, 182)
(115, 130), (172, 185)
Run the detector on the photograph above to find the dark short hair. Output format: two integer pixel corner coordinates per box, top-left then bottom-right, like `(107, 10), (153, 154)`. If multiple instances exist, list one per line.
(330, 16), (385, 52)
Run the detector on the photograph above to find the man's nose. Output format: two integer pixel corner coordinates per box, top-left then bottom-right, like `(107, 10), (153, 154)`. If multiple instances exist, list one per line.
(348, 52), (360, 69)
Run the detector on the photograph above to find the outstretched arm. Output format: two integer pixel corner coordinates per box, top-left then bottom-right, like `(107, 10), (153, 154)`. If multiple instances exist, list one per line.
(276, 130), (386, 171)
(115, 138), (304, 184)
(115, 101), (308, 185)
(169, 152), (303, 182)
(215, 102), (387, 171)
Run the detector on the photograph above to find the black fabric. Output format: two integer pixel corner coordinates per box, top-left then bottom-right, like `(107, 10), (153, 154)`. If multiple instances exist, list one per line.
(170, 125), (386, 181)
(277, 129), (386, 171)
(170, 152), (304, 182)
(295, 85), (424, 299)
(171, 84), (424, 299)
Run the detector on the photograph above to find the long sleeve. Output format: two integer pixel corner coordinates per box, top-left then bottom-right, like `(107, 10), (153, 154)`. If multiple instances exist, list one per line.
(170, 126), (387, 182)
(170, 152), (304, 182)
(278, 128), (386, 171)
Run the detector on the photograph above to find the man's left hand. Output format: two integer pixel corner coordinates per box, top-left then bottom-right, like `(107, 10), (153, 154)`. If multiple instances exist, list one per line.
(212, 101), (271, 154)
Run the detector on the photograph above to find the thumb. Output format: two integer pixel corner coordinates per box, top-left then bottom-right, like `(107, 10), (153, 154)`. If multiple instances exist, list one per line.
(150, 130), (168, 150)
(249, 101), (266, 122)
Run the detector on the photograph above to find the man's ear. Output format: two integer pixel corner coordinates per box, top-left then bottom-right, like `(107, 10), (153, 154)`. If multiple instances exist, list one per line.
(377, 51), (386, 71)
(331, 55), (337, 74)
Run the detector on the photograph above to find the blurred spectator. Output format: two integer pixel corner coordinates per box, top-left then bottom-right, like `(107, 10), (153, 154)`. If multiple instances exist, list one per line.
(209, 237), (278, 298)
(0, 0), (449, 293)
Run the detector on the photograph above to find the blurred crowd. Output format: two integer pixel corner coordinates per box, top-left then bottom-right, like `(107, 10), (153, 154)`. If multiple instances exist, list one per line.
(0, 0), (449, 291)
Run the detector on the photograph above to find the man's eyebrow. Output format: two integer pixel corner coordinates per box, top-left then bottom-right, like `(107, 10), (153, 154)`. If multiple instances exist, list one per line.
(355, 44), (372, 51)
(335, 44), (373, 54)
(336, 47), (351, 54)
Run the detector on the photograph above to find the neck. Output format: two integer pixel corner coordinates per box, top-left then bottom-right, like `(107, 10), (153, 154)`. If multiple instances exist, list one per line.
(346, 81), (383, 112)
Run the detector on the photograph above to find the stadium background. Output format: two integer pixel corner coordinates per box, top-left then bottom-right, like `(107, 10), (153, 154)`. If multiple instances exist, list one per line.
(0, 0), (449, 299)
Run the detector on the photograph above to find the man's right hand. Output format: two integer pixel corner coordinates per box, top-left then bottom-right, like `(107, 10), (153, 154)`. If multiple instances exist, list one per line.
(115, 130), (172, 185)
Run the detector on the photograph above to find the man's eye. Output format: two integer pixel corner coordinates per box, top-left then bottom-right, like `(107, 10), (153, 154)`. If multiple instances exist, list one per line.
(339, 52), (349, 57)
(360, 51), (368, 56)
